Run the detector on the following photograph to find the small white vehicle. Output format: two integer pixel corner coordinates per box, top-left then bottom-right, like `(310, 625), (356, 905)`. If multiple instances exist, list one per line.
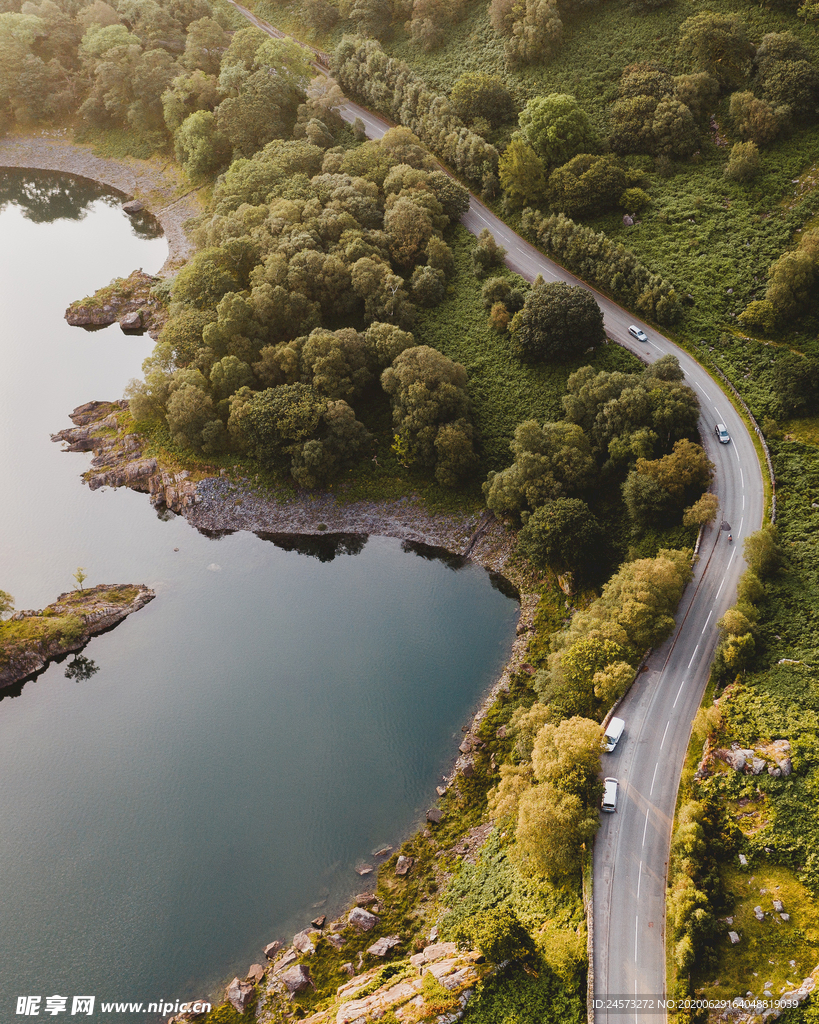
(602, 717), (625, 752)
(602, 777), (619, 812)
(715, 423), (731, 444)
(628, 325), (649, 343)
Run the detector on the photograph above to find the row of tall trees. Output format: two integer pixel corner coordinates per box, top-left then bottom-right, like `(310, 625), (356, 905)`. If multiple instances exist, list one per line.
(331, 34), (499, 190)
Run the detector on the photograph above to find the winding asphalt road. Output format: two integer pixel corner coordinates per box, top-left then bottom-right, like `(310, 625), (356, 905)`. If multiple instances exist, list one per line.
(227, 4), (767, 1016)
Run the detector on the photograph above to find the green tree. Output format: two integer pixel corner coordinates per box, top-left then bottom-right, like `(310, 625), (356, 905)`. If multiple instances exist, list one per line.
(504, 0), (562, 68)
(677, 11), (753, 89)
(173, 248), (244, 309)
(381, 346), (475, 472)
(531, 716), (603, 801)
(455, 909), (534, 964)
(471, 228), (508, 278)
(518, 93), (598, 167)
(517, 497), (602, 576)
(73, 567), (88, 591)
(724, 140), (760, 182)
(484, 419), (595, 518)
(509, 281), (605, 362)
(450, 72), (514, 128)
(728, 91), (781, 147)
(743, 526), (782, 578)
(0, 589), (14, 618)
(174, 110), (231, 181)
(515, 782), (598, 877)
(499, 136), (547, 208)
(547, 153), (627, 218)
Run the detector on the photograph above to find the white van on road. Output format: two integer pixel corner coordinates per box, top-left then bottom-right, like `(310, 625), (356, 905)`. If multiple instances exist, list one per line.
(603, 717), (625, 752)
(602, 778), (619, 812)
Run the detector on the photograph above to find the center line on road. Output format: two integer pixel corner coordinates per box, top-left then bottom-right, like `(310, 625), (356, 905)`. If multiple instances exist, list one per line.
(715, 408), (724, 422)
(716, 574), (727, 600)
(635, 915), (639, 962)
(642, 807), (650, 846)
(740, 517), (744, 535)
(702, 610), (712, 634)
(673, 676), (686, 708)
(687, 643), (700, 668)
(695, 382), (714, 403)
(740, 468), (744, 487)
(660, 720), (670, 750)
(637, 860), (643, 899)
(650, 762), (659, 796)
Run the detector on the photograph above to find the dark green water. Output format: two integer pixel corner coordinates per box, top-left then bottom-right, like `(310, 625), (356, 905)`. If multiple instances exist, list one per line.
(0, 171), (518, 1018)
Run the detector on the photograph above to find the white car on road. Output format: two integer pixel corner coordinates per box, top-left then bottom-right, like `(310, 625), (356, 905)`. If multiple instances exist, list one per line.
(628, 325), (649, 343)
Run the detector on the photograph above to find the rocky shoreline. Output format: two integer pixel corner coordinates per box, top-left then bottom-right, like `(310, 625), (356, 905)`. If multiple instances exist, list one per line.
(52, 400), (534, 589)
(0, 583), (155, 689)
(0, 131), (203, 275)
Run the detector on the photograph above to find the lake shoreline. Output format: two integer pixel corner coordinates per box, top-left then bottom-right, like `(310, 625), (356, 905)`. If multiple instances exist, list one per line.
(0, 131), (203, 276)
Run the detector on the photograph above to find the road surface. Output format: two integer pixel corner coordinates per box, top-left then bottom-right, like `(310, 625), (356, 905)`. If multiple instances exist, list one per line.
(225, 4), (767, 1017)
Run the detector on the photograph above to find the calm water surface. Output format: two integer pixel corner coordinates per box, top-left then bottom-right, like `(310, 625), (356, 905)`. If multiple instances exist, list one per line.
(0, 171), (518, 1017)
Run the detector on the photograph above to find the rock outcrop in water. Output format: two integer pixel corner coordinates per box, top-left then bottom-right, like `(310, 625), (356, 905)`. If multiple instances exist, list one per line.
(52, 401), (201, 512)
(64, 269), (163, 332)
(0, 583), (155, 689)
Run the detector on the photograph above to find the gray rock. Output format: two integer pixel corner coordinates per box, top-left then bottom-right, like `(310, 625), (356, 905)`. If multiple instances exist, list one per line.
(312, 915), (326, 929)
(751, 757), (767, 775)
(348, 907), (379, 931)
(122, 200), (144, 214)
(623, 215), (634, 227)
(373, 846), (393, 857)
(341, 962), (355, 976)
(769, 765), (782, 777)
(780, 757), (793, 777)
(773, 899), (785, 913)
(292, 929), (317, 954)
(395, 855), (414, 876)
(427, 808), (443, 824)
(226, 978), (254, 1013)
(246, 964), (265, 984)
(355, 864), (374, 875)
(368, 935), (401, 957)
(754, 906), (765, 921)
(326, 934), (345, 950)
(264, 940), (283, 960)
(119, 310), (142, 331)
(726, 749), (747, 770)
(496, 725), (507, 739)
(729, 931), (740, 944)
(739, 854), (748, 866)
(781, 913), (790, 922)
(355, 892), (377, 906)
(280, 964), (312, 994)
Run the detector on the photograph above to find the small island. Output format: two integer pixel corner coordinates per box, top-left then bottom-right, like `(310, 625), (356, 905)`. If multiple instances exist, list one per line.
(0, 584), (155, 690)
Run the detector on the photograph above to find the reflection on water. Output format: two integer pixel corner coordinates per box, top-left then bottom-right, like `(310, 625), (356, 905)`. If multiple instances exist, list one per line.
(0, 169), (163, 238)
(64, 654), (100, 682)
(256, 532), (368, 562)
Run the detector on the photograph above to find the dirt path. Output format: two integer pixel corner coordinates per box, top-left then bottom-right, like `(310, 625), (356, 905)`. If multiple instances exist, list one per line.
(0, 130), (204, 275)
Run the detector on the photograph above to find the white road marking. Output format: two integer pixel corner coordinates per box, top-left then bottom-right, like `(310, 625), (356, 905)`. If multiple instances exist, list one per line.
(637, 860), (643, 899)
(660, 720), (670, 750)
(743, 494), (745, 510)
(642, 807), (650, 846)
(702, 610), (712, 633)
(735, 443), (741, 463)
(739, 517), (744, 535)
(650, 762), (659, 796)
(673, 676), (686, 708)
(715, 408), (725, 422)
(740, 468), (744, 487)
(695, 382), (714, 403)
(687, 643), (700, 668)
(635, 915), (639, 962)
(716, 573), (727, 600)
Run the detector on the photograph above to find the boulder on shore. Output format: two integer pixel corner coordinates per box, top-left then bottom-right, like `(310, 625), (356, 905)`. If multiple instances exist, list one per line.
(264, 940), (283, 960)
(225, 978), (254, 1013)
(280, 964), (312, 994)
(348, 907), (379, 931)
(368, 935), (401, 957)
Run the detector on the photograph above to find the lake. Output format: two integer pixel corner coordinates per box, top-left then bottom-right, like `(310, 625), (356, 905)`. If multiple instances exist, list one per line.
(0, 170), (518, 1018)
